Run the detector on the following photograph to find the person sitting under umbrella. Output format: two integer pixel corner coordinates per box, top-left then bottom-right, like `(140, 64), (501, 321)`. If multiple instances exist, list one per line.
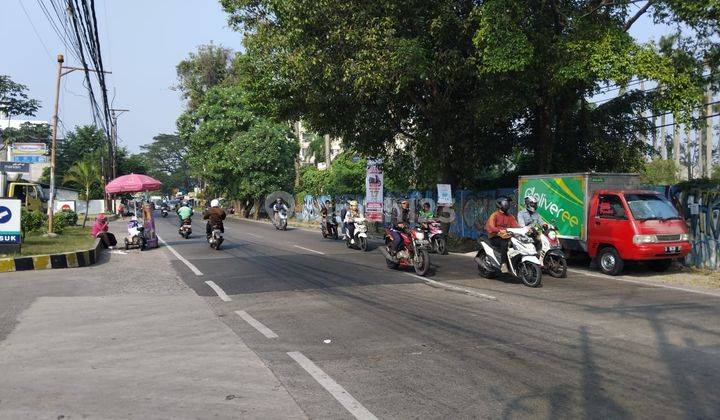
(91, 213), (117, 249)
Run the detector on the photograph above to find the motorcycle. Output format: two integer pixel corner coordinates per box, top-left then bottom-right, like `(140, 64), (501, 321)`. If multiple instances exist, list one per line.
(124, 225), (147, 251)
(475, 226), (543, 287)
(273, 208), (288, 230)
(381, 227), (431, 276)
(208, 224), (224, 250)
(421, 219), (447, 255)
(161, 208), (168, 218)
(535, 223), (567, 278)
(344, 217), (368, 251)
(321, 214), (339, 240)
(178, 218), (192, 239)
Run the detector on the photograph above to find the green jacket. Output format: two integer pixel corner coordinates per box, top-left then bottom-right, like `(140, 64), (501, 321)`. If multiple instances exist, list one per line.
(177, 206), (194, 220)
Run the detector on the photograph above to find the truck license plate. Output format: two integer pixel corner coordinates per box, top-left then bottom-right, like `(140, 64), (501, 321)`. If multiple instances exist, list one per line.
(665, 246), (681, 254)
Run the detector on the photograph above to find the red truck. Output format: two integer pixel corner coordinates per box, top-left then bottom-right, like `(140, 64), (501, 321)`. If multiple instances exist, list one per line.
(519, 173), (690, 275)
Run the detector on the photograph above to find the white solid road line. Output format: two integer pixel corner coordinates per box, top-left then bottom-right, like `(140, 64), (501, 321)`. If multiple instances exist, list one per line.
(287, 351), (378, 420)
(406, 273), (497, 301)
(205, 280), (232, 302)
(244, 232), (261, 238)
(158, 236), (203, 276)
(235, 310), (279, 338)
(566, 268), (720, 298)
(293, 245), (325, 255)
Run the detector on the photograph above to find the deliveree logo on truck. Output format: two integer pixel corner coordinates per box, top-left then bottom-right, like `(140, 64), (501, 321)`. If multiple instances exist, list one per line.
(519, 177), (586, 239)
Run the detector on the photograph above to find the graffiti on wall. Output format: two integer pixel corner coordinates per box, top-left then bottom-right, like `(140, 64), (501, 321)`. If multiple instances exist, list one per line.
(666, 187), (720, 269)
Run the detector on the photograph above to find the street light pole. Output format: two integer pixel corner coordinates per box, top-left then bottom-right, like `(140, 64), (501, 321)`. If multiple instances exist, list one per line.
(109, 108), (129, 179)
(47, 54), (64, 235)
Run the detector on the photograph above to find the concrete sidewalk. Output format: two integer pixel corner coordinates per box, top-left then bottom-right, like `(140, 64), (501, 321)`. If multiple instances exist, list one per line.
(0, 221), (306, 420)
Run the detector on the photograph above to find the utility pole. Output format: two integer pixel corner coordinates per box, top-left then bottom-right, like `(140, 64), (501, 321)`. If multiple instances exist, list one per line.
(47, 54), (111, 234)
(324, 134), (331, 168)
(705, 84), (713, 178)
(110, 108), (129, 179)
(673, 123), (680, 175)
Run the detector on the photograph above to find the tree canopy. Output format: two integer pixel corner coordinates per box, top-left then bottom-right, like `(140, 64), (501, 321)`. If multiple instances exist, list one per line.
(0, 75), (40, 119)
(221, 0), (718, 187)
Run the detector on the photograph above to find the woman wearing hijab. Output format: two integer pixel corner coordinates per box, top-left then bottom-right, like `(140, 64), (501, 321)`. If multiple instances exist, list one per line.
(91, 213), (117, 249)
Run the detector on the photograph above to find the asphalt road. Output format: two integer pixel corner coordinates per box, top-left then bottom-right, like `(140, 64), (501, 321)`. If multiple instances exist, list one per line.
(152, 214), (720, 419)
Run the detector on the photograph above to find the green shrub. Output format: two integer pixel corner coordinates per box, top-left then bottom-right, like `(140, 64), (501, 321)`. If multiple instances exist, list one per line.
(21, 209), (46, 236)
(54, 210), (79, 229)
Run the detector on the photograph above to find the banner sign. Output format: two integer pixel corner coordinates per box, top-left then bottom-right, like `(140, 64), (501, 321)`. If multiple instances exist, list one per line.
(437, 184), (453, 204)
(10, 143), (48, 163)
(365, 159), (384, 222)
(518, 176), (586, 239)
(0, 199), (22, 245)
(0, 161), (30, 173)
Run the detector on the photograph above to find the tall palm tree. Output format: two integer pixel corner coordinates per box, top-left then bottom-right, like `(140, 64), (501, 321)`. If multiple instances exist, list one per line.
(63, 161), (101, 228)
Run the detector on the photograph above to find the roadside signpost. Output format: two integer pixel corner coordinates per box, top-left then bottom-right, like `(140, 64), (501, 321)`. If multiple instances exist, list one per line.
(0, 162), (31, 173)
(0, 199), (22, 255)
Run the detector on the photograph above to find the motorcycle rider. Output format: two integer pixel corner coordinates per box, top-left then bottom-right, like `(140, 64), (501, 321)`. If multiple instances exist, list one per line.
(321, 199), (336, 230)
(485, 197), (518, 266)
(517, 196), (543, 227)
(343, 200), (362, 243)
(389, 199), (411, 255)
(176, 201), (194, 227)
(271, 197), (288, 226)
(203, 199), (226, 239)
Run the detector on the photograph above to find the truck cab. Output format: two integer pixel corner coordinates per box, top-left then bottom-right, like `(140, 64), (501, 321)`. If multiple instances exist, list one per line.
(587, 189), (690, 275)
(8, 182), (47, 213)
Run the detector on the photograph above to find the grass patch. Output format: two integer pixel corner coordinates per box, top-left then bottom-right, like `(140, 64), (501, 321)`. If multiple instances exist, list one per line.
(8, 226), (96, 257)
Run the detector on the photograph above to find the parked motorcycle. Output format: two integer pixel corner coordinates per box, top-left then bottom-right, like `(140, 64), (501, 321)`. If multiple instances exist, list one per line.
(535, 223), (567, 278)
(178, 218), (192, 239)
(381, 227), (431, 276)
(421, 219), (447, 255)
(321, 215), (339, 240)
(273, 208), (288, 230)
(161, 208), (168, 218)
(475, 226), (543, 287)
(124, 225), (147, 251)
(344, 217), (369, 251)
(208, 224), (224, 250)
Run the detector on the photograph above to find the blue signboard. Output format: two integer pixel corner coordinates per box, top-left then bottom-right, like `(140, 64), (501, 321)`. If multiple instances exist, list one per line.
(0, 200), (21, 244)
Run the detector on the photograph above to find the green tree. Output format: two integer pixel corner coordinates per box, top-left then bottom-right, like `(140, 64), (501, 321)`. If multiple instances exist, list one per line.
(55, 125), (107, 177)
(175, 44), (234, 111)
(63, 161), (101, 228)
(640, 159), (679, 185)
(0, 122), (51, 144)
(222, 0), (717, 185)
(0, 75), (40, 119)
(140, 134), (191, 194)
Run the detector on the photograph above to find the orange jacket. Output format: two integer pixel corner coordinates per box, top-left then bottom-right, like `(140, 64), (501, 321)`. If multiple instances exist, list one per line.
(485, 210), (518, 238)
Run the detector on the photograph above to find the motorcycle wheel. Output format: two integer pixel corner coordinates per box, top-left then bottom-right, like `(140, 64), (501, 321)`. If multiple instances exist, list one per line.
(332, 227), (338, 240)
(358, 236), (368, 252)
(413, 249), (430, 276)
(476, 252), (497, 279)
(434, 237), (448, 255)
(545, 254), (567, 278)
(345, 237), (352, 248)
(519, 261), (543, 287)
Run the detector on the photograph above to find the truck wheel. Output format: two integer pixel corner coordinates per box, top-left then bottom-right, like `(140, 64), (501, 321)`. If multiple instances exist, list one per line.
(598, 247), (624, 276)
(649, 259), (672, 272)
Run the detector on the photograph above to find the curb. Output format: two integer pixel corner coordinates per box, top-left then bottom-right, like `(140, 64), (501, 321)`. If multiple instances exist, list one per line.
(0, 238), (104, 273)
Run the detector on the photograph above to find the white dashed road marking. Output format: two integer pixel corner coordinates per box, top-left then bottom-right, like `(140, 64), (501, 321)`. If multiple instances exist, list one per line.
(287, 351), (378, 420)
(293, 245), (325, 255)
(205, 280), (231, 302)
(158, 235), (203, 276)
(235, 310), (278, 338)
(406, 273), (497, 301)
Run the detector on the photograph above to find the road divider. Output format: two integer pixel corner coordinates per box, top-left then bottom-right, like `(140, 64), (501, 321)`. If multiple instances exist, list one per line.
(235, 310), (278, 338)
(157, 236), (203, 276)
(205, 280), (231, 301)
(287, 351), (378, 420)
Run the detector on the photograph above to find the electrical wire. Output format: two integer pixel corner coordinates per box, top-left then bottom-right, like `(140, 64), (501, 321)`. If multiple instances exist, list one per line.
(18, 0), (54, 61)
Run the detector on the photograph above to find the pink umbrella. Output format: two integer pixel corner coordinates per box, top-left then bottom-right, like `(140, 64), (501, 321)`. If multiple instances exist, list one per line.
(105, 173), (162, 194)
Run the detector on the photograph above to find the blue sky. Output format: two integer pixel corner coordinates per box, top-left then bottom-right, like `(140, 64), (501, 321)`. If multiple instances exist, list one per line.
(2, 1), (666, 153)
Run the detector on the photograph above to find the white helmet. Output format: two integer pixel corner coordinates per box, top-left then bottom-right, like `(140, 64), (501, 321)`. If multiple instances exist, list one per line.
(210, 199), (220, 207)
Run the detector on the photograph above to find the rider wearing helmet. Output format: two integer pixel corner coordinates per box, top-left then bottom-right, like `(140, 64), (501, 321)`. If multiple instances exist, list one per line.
(177, 201), (194, 227)
(203, 199), (226, 239)
(343, 200), (362, 243)
(485, 197), (518, 260)
(389, 199), (411, 255)
(517, 196), (543, 227)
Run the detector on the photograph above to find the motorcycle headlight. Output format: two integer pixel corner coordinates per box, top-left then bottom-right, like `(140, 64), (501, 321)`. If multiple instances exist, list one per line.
(415, 232), (425, 240)
(632, 234), (657, 244)
(547, 231), (557, 240)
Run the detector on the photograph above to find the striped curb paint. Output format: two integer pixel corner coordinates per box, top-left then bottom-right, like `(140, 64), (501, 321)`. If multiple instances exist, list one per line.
(0, 239), (103, 273)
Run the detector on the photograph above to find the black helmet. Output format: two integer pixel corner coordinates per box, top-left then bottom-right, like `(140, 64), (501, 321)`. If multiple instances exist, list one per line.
(524, 196), (538, 213)
(496, 197), (510, 213)
(275, 197), (282, 204)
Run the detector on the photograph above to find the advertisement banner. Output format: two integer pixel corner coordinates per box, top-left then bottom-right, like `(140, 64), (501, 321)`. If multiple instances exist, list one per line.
(365, 159), (384, 222)
(437, 184), (452, 204)
(10, 142), (48, 163)
(0, 199), (22, 245)
(518, 176), (586, 239)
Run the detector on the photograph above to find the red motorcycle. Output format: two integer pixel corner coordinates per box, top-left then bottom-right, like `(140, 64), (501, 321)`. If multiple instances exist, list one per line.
(381, 227), (431, 276)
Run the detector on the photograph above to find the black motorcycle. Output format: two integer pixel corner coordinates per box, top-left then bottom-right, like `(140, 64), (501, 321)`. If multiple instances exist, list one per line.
(321, 215), (339, 239)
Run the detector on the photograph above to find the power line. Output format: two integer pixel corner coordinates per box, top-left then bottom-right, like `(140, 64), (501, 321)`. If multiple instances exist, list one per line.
(17, 0), (53, 61)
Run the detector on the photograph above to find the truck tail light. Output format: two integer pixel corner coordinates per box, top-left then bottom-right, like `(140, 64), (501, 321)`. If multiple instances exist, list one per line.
(633, 234), (657, 244)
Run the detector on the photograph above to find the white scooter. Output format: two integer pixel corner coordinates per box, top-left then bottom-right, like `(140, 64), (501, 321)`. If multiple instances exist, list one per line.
(124, 223), (147, 251)
(475, 226), (543, 287)
(208, 224), (224, 250)
(344, 217), (369, 251)
(274, 208), (288, 230)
